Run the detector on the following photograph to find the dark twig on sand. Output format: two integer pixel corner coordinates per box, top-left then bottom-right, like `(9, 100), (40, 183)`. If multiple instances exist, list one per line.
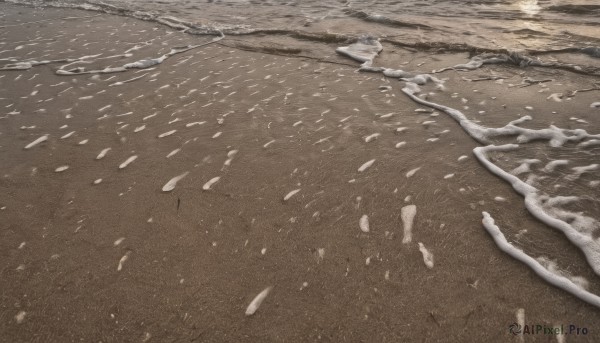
(514, 77), (554, 88)
(461, 75), (508, 82)
(567, 82), (600, 97)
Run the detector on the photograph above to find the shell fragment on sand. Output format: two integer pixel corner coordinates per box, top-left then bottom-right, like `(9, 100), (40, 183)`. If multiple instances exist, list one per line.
(162, 172), (190, 192)
(245, 286), (273, 316)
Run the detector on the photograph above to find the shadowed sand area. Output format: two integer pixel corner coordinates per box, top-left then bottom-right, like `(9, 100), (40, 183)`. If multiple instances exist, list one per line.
(1, 4), (599, 342)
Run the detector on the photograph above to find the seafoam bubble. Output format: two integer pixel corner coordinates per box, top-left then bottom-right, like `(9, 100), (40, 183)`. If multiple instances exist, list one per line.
(283, 189), (301, 201)
(406, 167), (421, 178)
(418, 242), (434, 269)
(24, 134), (48, 149)
(117, 251), (131, 271)
(15, 311), (26, 324)
(245, 286), (273, 316)
(158, 130), (176, 138)
(202, 176), (221, 190)
(359, 214), (370, 233)
(364, 133), (380, 143)
(358, 159), (375, 172)
(401, 205), (416, 244)
(119, 155), (138, 169)
(162, 172), (189, 192)
(96, 148), (111, 160)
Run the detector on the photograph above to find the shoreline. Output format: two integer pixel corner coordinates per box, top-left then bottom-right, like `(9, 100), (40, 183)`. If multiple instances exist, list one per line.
(1, 3), (599, 342)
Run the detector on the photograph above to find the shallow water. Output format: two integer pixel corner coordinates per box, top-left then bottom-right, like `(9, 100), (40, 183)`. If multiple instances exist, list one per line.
(6, 0), (600, 51)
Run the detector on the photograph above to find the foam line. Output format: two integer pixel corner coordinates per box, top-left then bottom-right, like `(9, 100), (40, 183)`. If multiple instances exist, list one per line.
(335, 36), (382, 69)
(401, 84), (600, 147)
(474, 145), (600, 276)
(481, 212), (600, 308)
(55, 36), (224, 76)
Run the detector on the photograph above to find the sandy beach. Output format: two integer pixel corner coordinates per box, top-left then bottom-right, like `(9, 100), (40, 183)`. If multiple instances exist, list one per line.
(1, 3), (600, 342)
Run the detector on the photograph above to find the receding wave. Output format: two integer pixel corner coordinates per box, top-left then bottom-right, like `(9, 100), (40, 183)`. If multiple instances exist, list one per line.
(547, 5), (600, 15)
(343, 9), (432, 30)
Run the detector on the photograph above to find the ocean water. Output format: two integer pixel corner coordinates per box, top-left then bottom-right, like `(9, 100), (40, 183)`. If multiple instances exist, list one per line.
(6, 0), (600, 51)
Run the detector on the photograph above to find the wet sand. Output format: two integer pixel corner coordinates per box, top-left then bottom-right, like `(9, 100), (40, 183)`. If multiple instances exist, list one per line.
(1, 4), (599, 342)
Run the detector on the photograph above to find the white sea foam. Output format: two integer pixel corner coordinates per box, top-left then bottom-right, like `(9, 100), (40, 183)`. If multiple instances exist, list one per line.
(406, 167), (421, 178)
(158, 130), (176, 138)
(24, 134), (48, 149)
(119, 155), (138, 169)
(60, 131), (75, 139)
(510, 159), (540, 175)
(359, 214), (370, 233)
(336, 36), (382, 69)
(401, 205), (416, 244)
(474, 145), (600, 276)
(202, 176), (221, 190)
(358, 159), (375, 172)
(364, 133), (380, 143)
(482, 212), (600, 308)
(418, 242), (434, 269)
(186, 121), (206, 127)
(283, 189), (301, 201)
(166, 148), (181, 158)
(162, 172), (189, 192)
(15, 311), (26, 324)
(117, 251), (131, 271)
(566, 164), (599, 181)
(245, 286), (273, 316)
(96, 148), (111, 160)
(542, 159), (569, 173)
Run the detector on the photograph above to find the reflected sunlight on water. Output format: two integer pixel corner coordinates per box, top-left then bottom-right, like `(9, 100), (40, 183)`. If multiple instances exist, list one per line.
(518, 0), (541, 16)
